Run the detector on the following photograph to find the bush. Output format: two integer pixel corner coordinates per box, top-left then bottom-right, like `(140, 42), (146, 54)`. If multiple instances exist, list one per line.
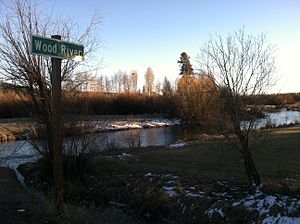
(0, 90), (178, 118)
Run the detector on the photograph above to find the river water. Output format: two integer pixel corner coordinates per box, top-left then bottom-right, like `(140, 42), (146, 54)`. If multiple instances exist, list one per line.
(1, 109), (300, 168)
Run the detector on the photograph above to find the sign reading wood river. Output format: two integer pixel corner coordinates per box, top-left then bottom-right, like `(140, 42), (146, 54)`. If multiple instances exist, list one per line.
(31, 35), (84, 61)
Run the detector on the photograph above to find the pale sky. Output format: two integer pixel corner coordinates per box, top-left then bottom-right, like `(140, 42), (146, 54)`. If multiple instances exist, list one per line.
(5, 0), (300, 93)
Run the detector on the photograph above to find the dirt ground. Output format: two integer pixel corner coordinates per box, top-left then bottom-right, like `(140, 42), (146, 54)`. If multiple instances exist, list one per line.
(1, 125), (299, 223)
(0, 167), (49, 224)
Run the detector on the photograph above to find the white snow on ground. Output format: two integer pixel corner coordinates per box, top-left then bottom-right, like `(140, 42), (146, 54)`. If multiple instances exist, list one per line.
(163, 186), (177, 197)
(93, 119), (181, 132)
(206, 207), (225, 218)
(163, 173), (179, 179)
(168, 143), (186, 149)
(111, 123), (141, 130)
(144, 172), (300, 222)
(207, 190), (300, 222)
(0, 141), (39, 186)
(212, 191), (228, 196)
(262, 215), (300, 224)
(184, 186), (206, 198)
(185, 192), (205, 197)
(115, 153), (133, 160)
(231, 192), (300, 215)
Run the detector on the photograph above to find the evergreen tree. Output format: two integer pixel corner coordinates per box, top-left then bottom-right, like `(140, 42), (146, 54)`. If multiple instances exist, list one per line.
(178, 52), (194, 76)
(162, 76), (173, 96)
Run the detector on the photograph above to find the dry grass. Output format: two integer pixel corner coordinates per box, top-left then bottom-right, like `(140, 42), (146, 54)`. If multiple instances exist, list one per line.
(0, 90), (177, 118)
(19, 126), (300, 223)
(0, 91), (32, 118)
(24, 190), (142, 224)
(130, 127), (300, 189)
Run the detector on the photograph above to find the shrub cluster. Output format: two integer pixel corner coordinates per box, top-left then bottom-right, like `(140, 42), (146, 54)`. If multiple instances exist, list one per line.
(0, 91), (177, 118)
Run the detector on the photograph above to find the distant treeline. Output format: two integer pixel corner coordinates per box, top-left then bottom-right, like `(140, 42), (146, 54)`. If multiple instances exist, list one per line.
(0, 83), (299, 119)
(257, 93), (300, 106)
(63, 92), (176, 116)
(0, 90), (176, 118)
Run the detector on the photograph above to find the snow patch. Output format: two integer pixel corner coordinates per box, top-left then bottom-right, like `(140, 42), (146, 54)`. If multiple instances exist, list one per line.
(93, 119), (181, 132)
(163, 174), (179, 179)
(168, 143), (186, 149)
(185, 192), (205, 198)
(207, 191), (300, 222)
(234, 193), (300, 216)
(115, 153), (133, 160)
(206, 207), (225, 218)
(212, 192), (228, 197)
(262, 215), (300, 224)
(163, 186), (177, 197)
(144, 172), (152, 177)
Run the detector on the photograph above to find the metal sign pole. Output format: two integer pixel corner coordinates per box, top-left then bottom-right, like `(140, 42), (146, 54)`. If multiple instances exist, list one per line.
(51, 34), (64, 207)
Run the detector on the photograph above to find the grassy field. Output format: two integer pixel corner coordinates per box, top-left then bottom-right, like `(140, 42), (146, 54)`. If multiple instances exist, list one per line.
(19, 126), (300, 223)
(129, 126), (300, 191)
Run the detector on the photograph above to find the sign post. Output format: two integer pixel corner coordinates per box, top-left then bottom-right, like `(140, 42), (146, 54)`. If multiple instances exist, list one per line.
(31, 34), (84, 208)
(50, 34), (64, 207)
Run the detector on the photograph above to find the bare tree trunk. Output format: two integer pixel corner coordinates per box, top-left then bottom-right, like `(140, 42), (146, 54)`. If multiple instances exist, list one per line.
(241, 137), (261, 189)
(243, 150), (261, 189)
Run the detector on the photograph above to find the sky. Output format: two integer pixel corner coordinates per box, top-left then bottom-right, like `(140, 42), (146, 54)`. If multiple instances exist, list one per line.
(12, 0), (300, 93)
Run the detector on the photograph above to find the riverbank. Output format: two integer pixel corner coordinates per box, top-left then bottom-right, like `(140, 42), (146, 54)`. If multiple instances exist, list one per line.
(0, 115), (180, 142)
(1, 108), (300, 142)
(14, 126), (300, 223)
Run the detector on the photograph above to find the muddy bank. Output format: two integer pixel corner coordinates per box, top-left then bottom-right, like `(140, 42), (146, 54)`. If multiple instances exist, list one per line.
(0, 115), (180, 142)
(0, 118), (38, 142)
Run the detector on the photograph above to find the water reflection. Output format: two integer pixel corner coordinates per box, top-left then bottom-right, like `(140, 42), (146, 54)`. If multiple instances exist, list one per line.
(1, 109), (300, 166)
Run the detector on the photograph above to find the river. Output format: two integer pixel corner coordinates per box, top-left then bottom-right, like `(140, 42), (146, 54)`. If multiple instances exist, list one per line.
(1, 108), (300, 168)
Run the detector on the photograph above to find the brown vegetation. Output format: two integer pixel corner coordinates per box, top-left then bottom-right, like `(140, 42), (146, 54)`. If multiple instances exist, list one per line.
(175, 74), (221, 126)
(0, 90), (178, 118)
(0, 88), (32, 118)
(63, 92), (176, 116)
(17, 126), (300, 223)
(1, 82), (299, 120)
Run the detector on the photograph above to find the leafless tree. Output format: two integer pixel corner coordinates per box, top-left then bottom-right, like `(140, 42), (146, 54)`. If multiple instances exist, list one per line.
(0, 0), (101, 204)
(162, 76), (173, 97)
(155, 80), (161, 94)
(113, 70), (124, 93)
(122, 72), (130, 93)
(0, 0), (101, 135)
(122, 130), (143, 149)
(74, 72), (98, 92)
(105, 76), (112, 92)
(96, 75), (105, 92)
(197, 28), (276, 190)
(144, 67), (154, 96)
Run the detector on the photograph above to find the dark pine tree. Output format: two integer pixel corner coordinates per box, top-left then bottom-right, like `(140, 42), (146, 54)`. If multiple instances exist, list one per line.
(162, 76), (173, 97)
(177, 52), (194, 76)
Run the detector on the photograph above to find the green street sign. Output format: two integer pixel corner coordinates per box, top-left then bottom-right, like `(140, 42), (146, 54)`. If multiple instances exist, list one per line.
(31, 35), (84, 61)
